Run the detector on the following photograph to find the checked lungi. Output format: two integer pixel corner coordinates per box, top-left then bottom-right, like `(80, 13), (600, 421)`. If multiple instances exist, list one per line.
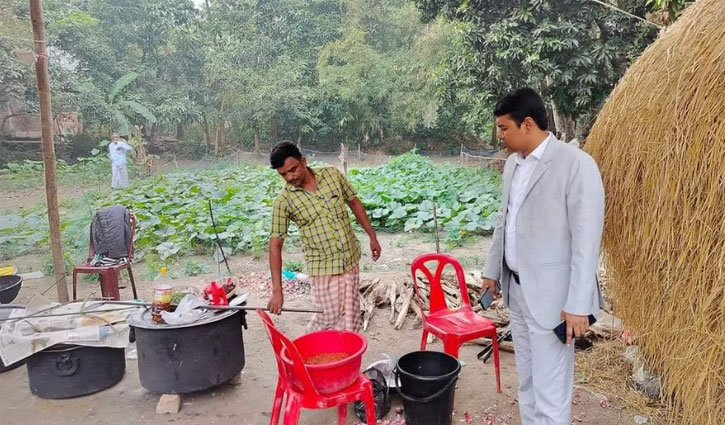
(309, 264), (361, 332)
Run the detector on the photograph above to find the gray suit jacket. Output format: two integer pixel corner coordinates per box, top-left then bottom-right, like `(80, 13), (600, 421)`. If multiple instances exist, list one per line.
(483, 138), (605, 329)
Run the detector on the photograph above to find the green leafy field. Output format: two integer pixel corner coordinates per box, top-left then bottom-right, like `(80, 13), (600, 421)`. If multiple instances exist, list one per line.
(0, 152), (501, 262)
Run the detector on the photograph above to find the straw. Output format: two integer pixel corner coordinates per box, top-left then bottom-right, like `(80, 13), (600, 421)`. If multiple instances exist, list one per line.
(585, 0), (725, 423)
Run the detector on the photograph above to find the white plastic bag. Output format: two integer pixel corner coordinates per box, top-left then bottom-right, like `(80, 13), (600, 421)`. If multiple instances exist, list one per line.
(160, 294), (206, 325)
(364, 353), (398, 388)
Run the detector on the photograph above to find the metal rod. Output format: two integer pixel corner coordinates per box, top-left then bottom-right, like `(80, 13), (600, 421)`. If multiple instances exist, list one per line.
(208, 200), (231, 274)
(0, 306), (139, 323)
(100, 300), (322, 314)
(0, 301), (322, 323)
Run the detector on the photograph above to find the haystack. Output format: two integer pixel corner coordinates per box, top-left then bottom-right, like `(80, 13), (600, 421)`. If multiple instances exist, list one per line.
(585, 0), (725, 423)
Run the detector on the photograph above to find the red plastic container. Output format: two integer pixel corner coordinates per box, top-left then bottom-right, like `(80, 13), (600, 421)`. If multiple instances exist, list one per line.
(281, 330), (367, 394)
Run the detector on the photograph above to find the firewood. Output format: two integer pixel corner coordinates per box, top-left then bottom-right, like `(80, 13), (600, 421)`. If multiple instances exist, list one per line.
(395, 288), (414, 329)
(467, 281), (483, 292)
(410, 298), (424, 322)
(442, 282), (458, 297)
(360, 277), (381, 295)
(361, 294), (376, 331)
(388, 280), (397, 323)
(465, 338), (515, 353)
(371, 280), (390, 306)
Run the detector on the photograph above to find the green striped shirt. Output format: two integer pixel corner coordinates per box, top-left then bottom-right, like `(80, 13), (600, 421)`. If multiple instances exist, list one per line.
(270, 166), (361, 276)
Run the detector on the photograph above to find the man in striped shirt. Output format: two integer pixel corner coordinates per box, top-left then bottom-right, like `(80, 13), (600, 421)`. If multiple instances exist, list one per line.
(267, 141), (381, 332)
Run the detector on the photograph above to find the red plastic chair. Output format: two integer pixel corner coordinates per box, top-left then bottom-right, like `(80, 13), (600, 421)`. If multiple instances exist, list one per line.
(257, 310), (376, 425)
(411, 253), (501, 393)
(72, 213), (138, 301)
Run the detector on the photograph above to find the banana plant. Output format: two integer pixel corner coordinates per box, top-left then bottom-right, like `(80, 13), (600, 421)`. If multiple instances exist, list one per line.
(107, 72), (157, 136)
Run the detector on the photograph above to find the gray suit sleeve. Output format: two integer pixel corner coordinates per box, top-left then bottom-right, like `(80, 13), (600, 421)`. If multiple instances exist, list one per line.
(563, 153), (605, 314)
(483, 161), (510, 281)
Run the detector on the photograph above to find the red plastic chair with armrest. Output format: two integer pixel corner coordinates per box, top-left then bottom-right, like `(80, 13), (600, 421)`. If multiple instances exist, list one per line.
(256, 310), (376, 425)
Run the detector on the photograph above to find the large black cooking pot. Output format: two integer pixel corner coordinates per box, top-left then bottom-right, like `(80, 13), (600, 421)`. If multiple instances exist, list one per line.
(0, 275), (22, 304)
(26, 344), (126, 399)
(128, 309), (246, 394)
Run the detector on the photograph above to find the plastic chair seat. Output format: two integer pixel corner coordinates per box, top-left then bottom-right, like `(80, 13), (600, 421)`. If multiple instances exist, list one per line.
(285, 373), (374, 411)
(424, 307), (497, 339)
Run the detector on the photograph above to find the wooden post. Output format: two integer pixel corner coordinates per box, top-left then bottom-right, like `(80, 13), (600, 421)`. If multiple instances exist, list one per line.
(357, 144), (361, 161)
(254, 126), (260, 156)
(433, 203), (440, 253)
(339, 143), (348, 175)
(460, 144), (464, 165)
(30, 0), (69, 302)
(214, 99), (225, 157)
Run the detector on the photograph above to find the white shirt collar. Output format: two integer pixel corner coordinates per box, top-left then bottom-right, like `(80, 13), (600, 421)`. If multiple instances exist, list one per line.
(515, 132), (553, 164)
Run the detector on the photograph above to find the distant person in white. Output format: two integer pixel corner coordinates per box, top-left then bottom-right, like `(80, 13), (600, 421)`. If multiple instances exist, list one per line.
(482, 88), (605, 425)
(108, 133), (132, 189)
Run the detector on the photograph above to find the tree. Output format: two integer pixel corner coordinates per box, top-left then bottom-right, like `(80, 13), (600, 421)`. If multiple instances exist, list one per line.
(3, 0), (520, 154)
(412, 0), (658, 139)
(106, 72), (157, 136)
(646, 0), (689, 24)
(0, 0), (37, 109)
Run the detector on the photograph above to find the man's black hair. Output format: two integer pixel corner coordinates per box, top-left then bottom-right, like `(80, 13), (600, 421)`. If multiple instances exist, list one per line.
(270, 141), (302, 169)
(493, 88), (549, 130)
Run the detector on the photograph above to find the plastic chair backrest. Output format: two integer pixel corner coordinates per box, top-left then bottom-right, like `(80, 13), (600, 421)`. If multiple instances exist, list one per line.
(87, 211), (137, 261)
(257, 310), (320, 396)
(410, 253), (471, 313)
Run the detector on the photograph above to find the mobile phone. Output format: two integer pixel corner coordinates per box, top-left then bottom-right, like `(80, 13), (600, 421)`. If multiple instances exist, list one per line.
(553, 314), (597, 344)
(478, 281), (501, 310)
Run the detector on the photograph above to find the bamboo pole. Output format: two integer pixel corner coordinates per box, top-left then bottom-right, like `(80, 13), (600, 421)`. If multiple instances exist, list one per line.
(30, 0), (68, 302)
(433, 203), (440, 253)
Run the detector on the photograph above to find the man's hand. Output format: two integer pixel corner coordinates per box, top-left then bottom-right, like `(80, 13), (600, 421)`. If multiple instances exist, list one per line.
(370, 236), (381, 261)
(562, 312), (590, 345)
(268, 290), (284, 315)
(482, 278), (498, 299)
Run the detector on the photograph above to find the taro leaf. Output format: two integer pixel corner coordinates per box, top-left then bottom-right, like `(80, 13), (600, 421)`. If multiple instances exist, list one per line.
(156, 242), (182, 259)
(390, 206), (407, 220)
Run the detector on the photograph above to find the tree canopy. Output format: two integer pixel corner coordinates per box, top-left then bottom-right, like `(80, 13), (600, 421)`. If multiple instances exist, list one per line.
(0, 0), (676, 152)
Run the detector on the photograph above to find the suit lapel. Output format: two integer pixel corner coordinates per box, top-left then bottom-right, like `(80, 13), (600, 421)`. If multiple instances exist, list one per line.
(501, 157), (516, 208)
(521, 138), (558, 204)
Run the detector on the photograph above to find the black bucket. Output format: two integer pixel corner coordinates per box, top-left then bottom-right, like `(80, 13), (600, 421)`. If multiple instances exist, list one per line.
(396, 351), (460, 425)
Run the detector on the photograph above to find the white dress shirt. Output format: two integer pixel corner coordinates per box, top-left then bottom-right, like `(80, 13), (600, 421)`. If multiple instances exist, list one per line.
(109, 141), (132, 165)
(504, 133), (553, 273)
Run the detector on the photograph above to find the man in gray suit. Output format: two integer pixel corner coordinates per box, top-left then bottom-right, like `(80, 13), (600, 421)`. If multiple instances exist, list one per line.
(482, 88), (605, 425)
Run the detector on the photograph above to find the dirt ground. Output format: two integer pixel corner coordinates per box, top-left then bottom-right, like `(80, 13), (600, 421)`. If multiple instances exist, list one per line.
(1, 232), (635, 425)
(0, 160), (638, 425)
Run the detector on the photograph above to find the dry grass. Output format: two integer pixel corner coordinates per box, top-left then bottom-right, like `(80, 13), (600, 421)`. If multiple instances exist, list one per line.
(575, 340), (671, 424)
(585, 0), (725, 423)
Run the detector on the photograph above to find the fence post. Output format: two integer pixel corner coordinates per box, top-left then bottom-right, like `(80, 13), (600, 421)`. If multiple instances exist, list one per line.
(339, 143), (348, 175)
